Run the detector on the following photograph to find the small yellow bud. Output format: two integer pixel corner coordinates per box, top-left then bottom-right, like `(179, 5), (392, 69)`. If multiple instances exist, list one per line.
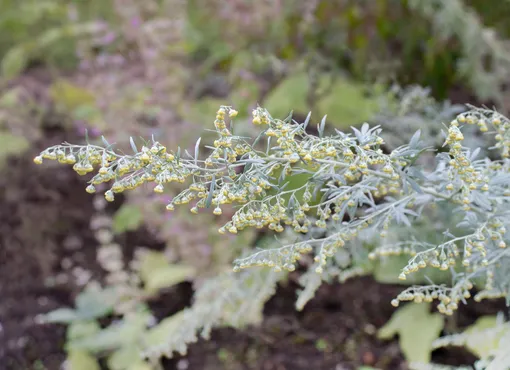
(85, 185), (96, 194)
(154, 184), (164, 193)
(105, 190), (114, 202)
(33, 156), (43, 164)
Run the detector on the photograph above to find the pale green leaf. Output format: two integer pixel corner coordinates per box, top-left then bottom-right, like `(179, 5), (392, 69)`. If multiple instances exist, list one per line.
(378, 303), (444, 363)
(43, 308), (79, 323)
(67, 350), (100, 370)
(263, 71), (380, 128)
(49, 80), (96, 111)
(462, 316), (506, 358)
(182, 97), (226, 125)
(316, 78), (379, 128)
(0, 131), (30, 167)
(143, 311), (186, 348)
(112, 204), (143, 234)
(72, 104), (102, 122)
(0, 87), (22, 107)
(138, 251), (196, 293)
(69, 312), (149, 353)
(74, 287), (115, 319)
(127, 363), (153, 370)
(1, 46), (30, 79)
(138, 251), (195, 294)
(107, 344), (146, 370)
(67, 321), (101, 342)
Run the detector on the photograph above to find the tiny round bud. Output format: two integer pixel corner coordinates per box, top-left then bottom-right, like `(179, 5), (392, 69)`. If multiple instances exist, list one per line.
(85, 185), (96, 194)
(391, 299), (399, 307)
(154, 184), (164, 193)
(105, 190), (114, 202)
(33, 156), (43, 164)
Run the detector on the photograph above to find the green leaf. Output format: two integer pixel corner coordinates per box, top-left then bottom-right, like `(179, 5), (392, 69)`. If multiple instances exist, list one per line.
(67, 350), (100, 370)
(2, 45), (30, 79)
(0, 131), (30, 167)
(263, 71), (381, 129)
(462, 316), (506, 358)
(138, 251), (196, 294)
(182, 97), (226, 124)
(107, 345), (147, 370)
(143, 311), (186, 348)
(317, 78), (379, 128)
(378, 303), (444, 363)
(0, 87), (22, 107)
(49, 80), (96, 111)
(112, 204), (143, 234)
(67, 321), (101, 342)
(74, 287), (115, 320)
(69, 312), (150, 353)
(127, 364), (153, 370)
(43, 308), (79, 323)
(73, 104), (102, 122)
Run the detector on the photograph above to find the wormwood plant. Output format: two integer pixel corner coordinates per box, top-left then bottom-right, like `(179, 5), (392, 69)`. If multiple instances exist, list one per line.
(36, 103), (510, 364)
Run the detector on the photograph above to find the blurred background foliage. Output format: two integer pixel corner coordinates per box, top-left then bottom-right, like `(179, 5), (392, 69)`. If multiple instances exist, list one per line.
(3, 0), (510, 369)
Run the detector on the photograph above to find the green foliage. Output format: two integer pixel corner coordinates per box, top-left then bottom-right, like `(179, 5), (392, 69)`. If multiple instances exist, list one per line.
(112, 204), (144, 235)
(378, 303), (444, 363)
(67, 350), (100, 370)
(263, 71), (380, 129)
(0, 131), (29, 167)
(37, 99), (510, 368)
(138, 251), (195, 294)
(460, 316), (506, 358)
(14, 1), (510, 368)
(431, 314), (510, 369)
(43, 286), (115, 323)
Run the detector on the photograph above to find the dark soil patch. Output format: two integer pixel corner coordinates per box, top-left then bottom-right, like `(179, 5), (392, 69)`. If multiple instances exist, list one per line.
(0, 126), (101, 370)
(177, 277), (506, 370)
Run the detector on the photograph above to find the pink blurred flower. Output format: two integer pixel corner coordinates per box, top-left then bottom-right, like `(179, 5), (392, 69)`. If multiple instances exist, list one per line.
(130, 16), (142, 28)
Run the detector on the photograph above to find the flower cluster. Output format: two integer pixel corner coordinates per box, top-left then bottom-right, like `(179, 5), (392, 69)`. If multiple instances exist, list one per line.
(35, 104), (510, 315)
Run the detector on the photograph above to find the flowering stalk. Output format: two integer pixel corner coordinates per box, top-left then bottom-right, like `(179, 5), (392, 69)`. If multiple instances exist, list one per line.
(35, 105), (510, 314)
